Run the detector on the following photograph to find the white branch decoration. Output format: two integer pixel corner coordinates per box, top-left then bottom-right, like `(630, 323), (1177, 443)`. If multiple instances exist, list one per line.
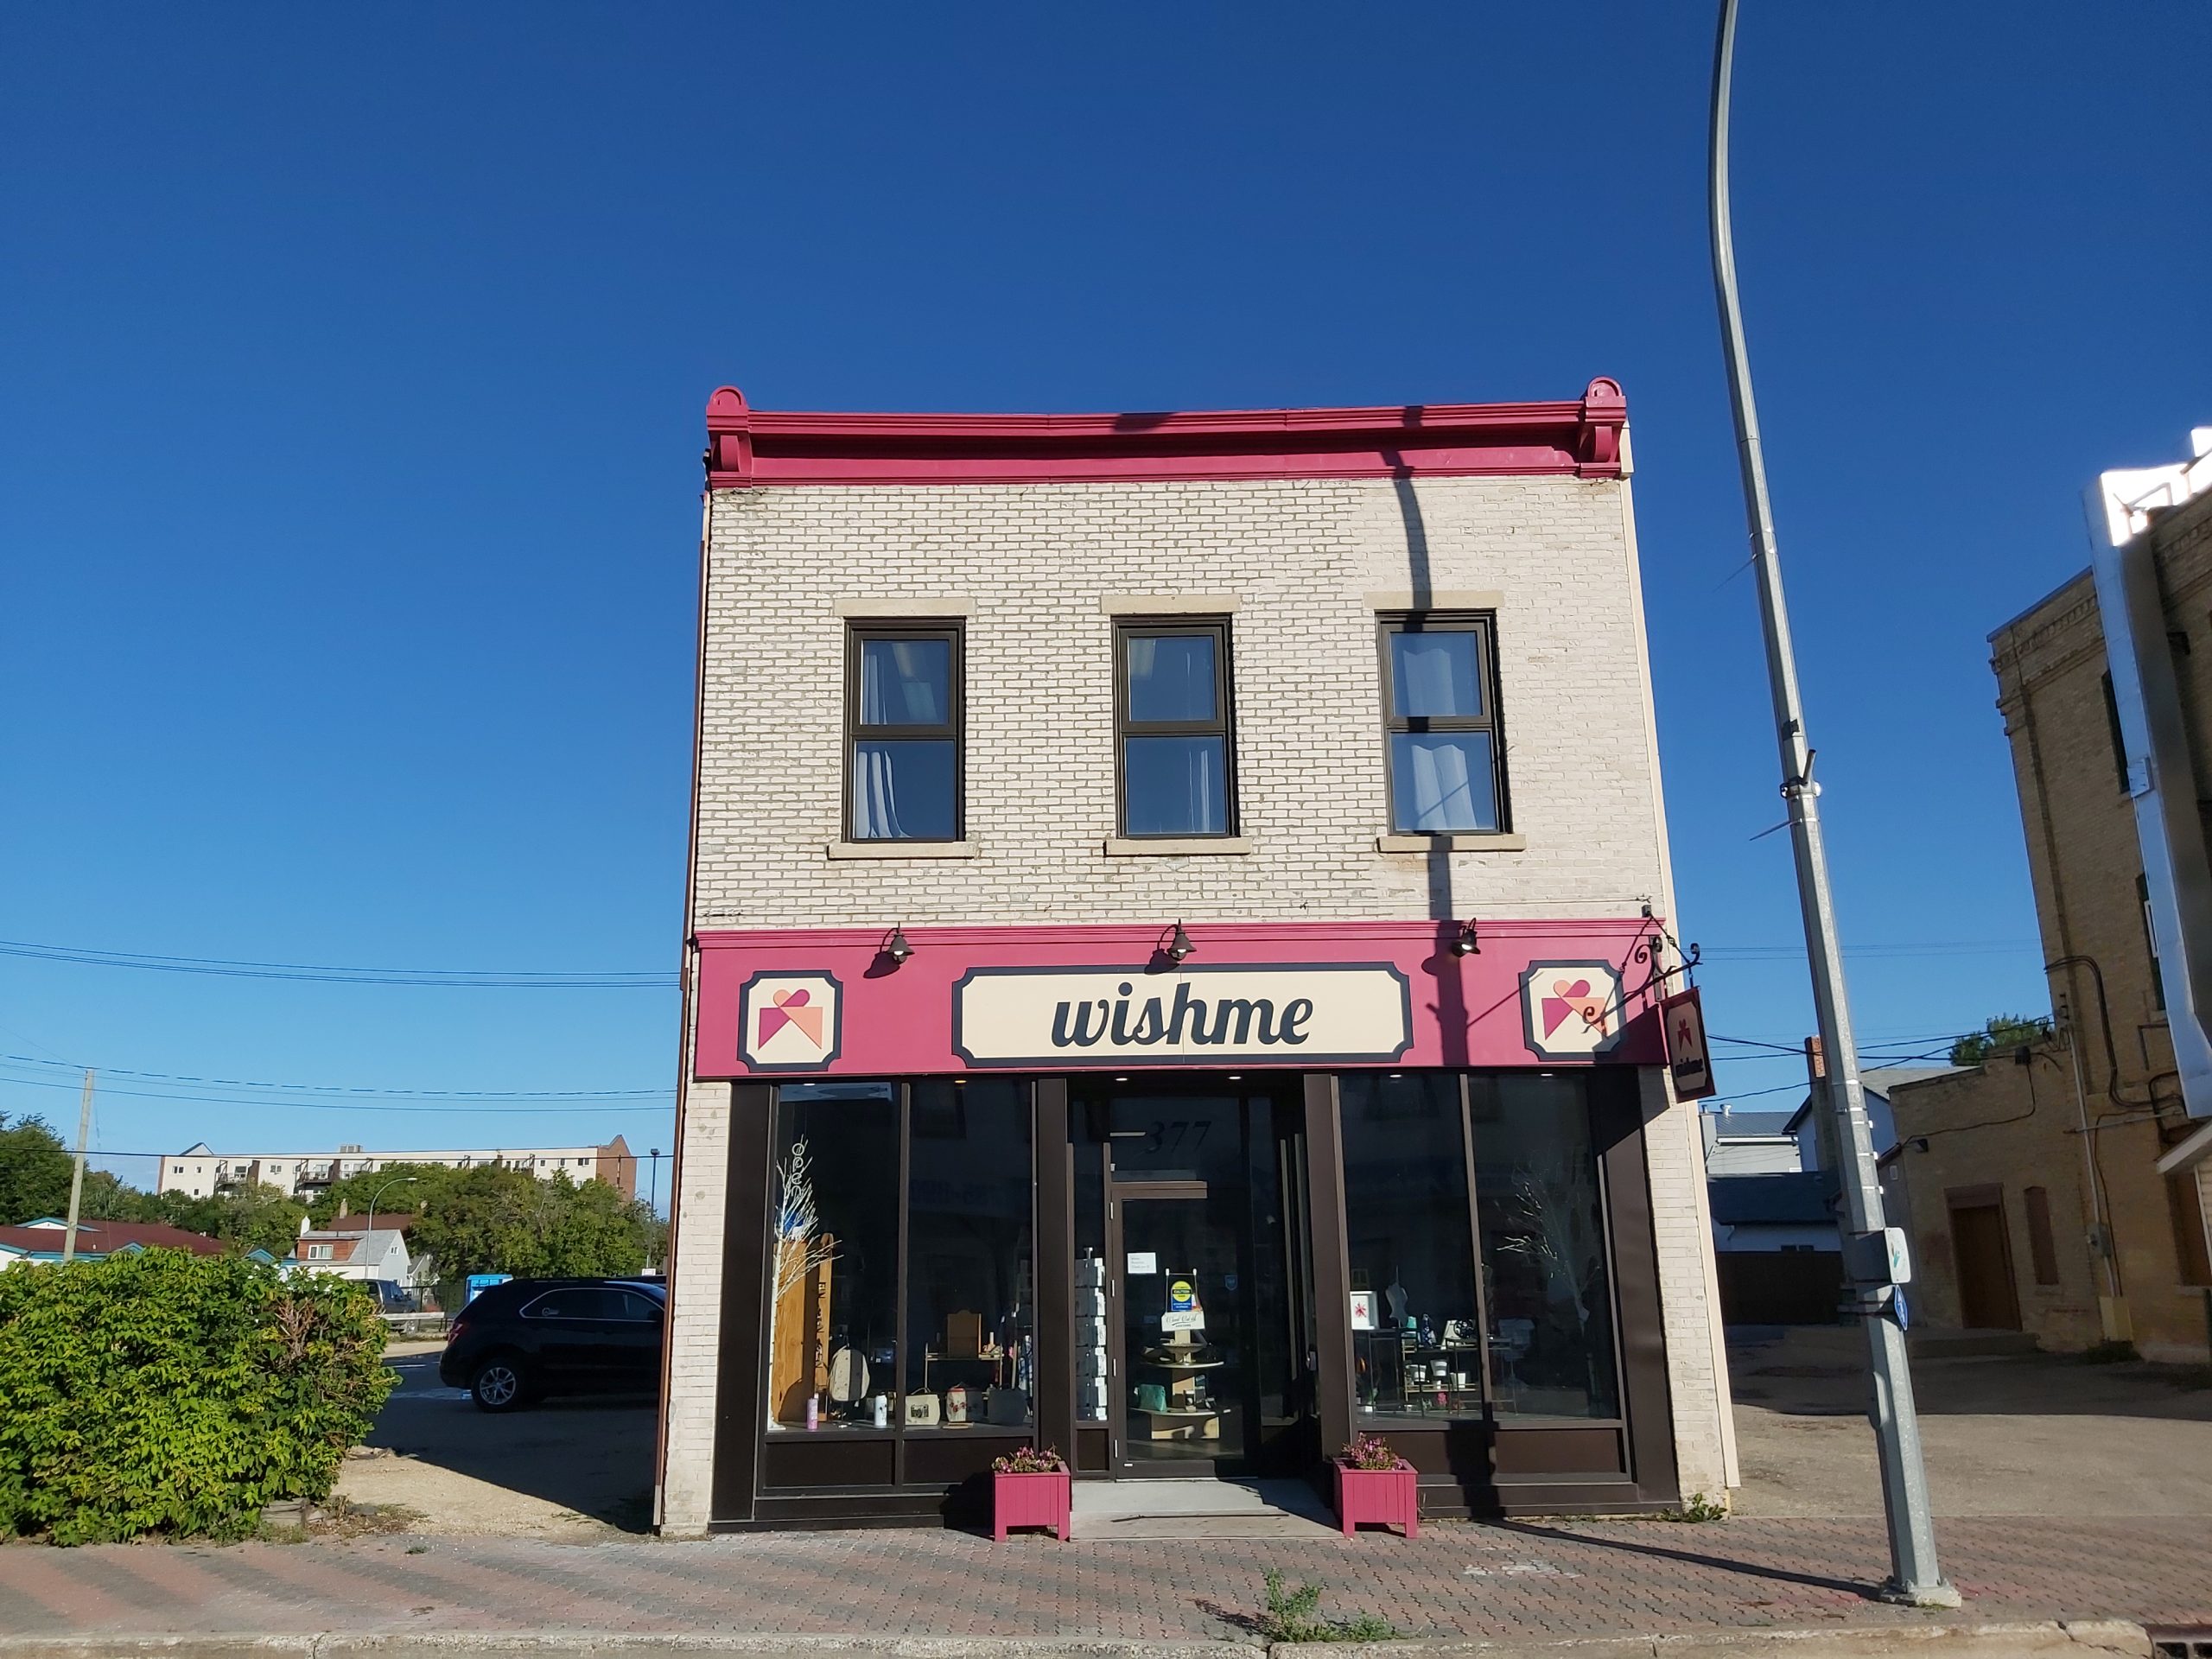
(765, 1136), (839, 1428)
(772, 1136), (839, 1304)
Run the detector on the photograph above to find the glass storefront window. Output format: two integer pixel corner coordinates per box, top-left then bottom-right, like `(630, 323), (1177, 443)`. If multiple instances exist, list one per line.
(1339, 1073), (1482, 1420)
(904, 1080), (1034, 1430)
(769, 1082), (899, 1431)
(1471, 1074), (1619, 1420)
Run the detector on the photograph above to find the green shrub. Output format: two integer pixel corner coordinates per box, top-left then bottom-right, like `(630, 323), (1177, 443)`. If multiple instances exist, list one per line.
(0, 1250), (397, 1543)
(1255, 1569), (1399, 1643)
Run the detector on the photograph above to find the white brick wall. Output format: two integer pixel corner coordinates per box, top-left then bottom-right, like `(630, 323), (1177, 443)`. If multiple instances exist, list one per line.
(661, 1076), (731, 1535)
(694, 474), (1669, 928)
(659, 468), (1732, 1528)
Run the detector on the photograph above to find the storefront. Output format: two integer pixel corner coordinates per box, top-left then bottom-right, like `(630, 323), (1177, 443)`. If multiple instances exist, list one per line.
(689, 918), (1688, 1528)
(653, 381), (1734, 1534)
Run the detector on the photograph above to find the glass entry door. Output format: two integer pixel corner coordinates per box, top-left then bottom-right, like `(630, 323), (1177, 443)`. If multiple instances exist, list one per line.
(1116, 1188), (1247, 1469)
(1083, 1077), (1315, 1478)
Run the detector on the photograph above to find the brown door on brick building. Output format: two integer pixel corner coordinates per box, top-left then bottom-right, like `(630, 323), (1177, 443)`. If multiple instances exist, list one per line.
(1948, 1192), (2022, 1332)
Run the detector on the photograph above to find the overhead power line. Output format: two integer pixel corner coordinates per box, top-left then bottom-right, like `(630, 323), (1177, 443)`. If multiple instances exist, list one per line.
(0, 1052), (663, 1101)
(0, 1070), (670, 1115)
(0, 938), (676, 989)
(0, 933), (2037, 992)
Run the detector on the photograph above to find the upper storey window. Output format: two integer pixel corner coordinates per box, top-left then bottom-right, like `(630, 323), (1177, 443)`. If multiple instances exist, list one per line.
(1381, 615), (1509, 834)
(847, 624), (963, 841)
(1116, 620), (1235, 837)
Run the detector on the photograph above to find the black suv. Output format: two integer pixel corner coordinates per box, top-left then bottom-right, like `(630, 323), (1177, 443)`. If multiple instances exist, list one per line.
(439, 1277), (664, 1413)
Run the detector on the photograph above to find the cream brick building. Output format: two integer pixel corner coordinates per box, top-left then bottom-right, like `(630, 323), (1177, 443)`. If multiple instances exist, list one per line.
(654, 383), (1734, 1534)
(1891, 430), (2212, 1363)
(161, 1138), (637, 1202)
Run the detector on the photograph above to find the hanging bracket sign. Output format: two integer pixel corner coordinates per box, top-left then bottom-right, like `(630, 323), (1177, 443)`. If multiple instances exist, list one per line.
(1661, 986), (1716, 1102)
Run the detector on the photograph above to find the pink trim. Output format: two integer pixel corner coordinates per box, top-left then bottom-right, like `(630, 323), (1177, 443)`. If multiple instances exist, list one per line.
(703, 380), (1627, 490)
(693, 917), (1667, 1079)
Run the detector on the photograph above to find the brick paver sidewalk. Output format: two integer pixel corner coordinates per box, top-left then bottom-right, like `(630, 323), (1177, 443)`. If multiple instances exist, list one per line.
(2, 1516), (2207, 1645)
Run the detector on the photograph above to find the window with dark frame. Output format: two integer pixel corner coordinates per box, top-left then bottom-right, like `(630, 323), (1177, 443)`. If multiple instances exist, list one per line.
(1116, 620), (1234, 837)
(1379, 615), (1509, 835)
(1338, 1070), (1622, 1424)
(767, 1079), (1038, 1438)
(846, 623), (963, 842)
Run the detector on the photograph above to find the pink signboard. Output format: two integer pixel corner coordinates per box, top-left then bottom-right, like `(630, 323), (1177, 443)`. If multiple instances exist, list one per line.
(694, 918), (1670, 1079)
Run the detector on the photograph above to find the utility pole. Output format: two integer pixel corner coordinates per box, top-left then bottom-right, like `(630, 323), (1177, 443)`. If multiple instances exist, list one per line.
(1708, 0), (1956, 1606)
(60, 1070), (94, 1263)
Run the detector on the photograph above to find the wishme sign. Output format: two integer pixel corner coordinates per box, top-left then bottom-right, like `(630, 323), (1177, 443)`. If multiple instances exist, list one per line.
(694, 919), (1675, 1080)
(951, 965), (1414, 1068)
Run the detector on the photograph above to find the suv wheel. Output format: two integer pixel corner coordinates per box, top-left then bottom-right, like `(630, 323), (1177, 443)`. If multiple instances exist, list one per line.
(471, 1356), (528, 1413)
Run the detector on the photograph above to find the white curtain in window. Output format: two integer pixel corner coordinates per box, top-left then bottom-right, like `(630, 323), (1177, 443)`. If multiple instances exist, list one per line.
(854, 746), (904, 839)
(1405, 740), (1476, 831)
(1397, 637), (1465, 715)
(861, 641), (942, 726)
(1182, 741), (1218, 832)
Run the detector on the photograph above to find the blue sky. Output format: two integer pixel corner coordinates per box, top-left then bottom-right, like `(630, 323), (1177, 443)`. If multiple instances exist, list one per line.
(3, 4), (2207, 1195)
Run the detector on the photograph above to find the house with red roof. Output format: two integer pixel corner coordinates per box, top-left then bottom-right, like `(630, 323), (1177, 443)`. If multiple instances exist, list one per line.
(0, 1216), (244, 1267)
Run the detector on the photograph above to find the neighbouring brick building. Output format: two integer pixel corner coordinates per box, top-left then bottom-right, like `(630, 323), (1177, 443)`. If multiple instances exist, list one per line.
(1890, 429), (2212, 1363)
(655, 382), (1735, 1534)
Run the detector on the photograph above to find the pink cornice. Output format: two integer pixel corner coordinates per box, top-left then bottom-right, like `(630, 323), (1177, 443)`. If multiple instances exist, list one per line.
(703, 379), (1628, 490)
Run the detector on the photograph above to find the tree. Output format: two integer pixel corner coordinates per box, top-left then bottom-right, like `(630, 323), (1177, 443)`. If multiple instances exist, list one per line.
(308, 1161), (467, 1229)
(0, 1116), (74, 1226)
(410, 1165), (658, 1287)
(1950, 1013), (2053, 1068)
(152, 1188), (308, 1258)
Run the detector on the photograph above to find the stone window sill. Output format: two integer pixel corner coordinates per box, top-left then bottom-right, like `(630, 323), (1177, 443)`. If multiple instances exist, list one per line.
(1103, 836), (1254, 857)
(825, 840), (979, 860)
(1376, 832), (1529, 854)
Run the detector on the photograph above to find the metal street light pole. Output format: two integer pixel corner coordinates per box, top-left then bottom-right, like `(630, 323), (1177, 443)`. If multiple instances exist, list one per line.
(365, 1174), (420, 1243)
(1707, 0), (1956, 1606)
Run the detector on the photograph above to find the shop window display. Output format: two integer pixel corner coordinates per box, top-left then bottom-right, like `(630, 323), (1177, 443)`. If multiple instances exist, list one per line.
(1471, 1075), (1620, 1420)
(1339, 1073), (1483, 1419)
(769, 1083), (899, 1431)
(904, 1080), (1035, 1428)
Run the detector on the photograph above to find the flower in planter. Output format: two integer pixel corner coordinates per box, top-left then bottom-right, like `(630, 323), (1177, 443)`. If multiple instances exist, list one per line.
(1338, 1432), (1410, 1471)
(992, 1444), (1066, 1475)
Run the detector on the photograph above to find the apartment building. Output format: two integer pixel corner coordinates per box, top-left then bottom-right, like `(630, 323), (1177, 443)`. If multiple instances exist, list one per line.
(654, 381), (1734, 1535)
(1890, 428), (2212, 1362)
(160, 1137), (637, 1201)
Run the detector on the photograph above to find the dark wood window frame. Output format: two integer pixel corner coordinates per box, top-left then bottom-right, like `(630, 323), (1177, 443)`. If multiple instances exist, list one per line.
(763, 1078), (1039, 1448)
(1376, 613), (1512, 836)
(1113, 617), (1236, 838)
(1337, 1070), (1627, 1430)
(843, 621), (964, 842)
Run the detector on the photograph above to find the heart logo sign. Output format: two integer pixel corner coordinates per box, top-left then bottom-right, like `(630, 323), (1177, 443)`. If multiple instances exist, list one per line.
(1520, 963), (1625, 1060)
(758, 987), (824, 1047)
(741, 973), (842, 1071)
(1541, 978), (1605, 1040)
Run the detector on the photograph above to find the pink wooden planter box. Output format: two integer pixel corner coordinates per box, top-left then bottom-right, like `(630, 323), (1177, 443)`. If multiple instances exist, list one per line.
(992, 1468), (1071, 1541)
(1332, 1459), (1419, 1538)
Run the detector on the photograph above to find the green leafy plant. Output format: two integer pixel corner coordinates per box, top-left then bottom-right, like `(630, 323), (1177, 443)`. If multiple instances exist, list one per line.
(1338, 1432), (1410, 1471)
(1255, 1569), (1398, 1643)
(1662, 1490), (1728, 1522)
(1949, 1014), (2053, 1068)
(991, 1444), (1065, 1474)
(0, 1115), (74, 1226)
(0, 1249), (397, 1543)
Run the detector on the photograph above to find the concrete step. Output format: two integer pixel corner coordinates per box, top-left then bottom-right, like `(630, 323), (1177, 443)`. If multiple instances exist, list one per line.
(1069, 1476), (1338, 1540)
